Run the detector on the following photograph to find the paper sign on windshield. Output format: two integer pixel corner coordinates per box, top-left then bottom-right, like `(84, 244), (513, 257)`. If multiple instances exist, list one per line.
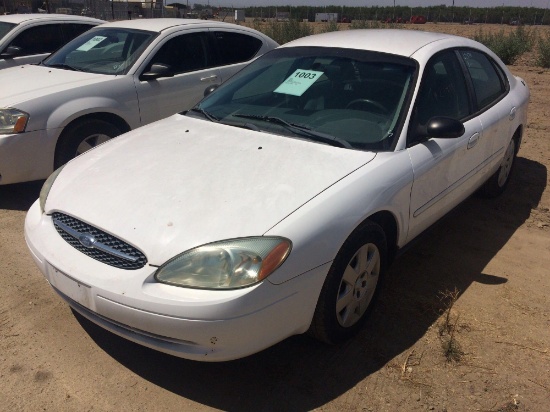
(274, 70), (323, 97)
(76, 36), (107, 52)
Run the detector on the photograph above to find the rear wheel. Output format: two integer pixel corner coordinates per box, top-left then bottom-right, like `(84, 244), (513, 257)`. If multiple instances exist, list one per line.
(54, 119), (122, 169)
(479, 137), (516, 198)
(309, 221), (387, 344)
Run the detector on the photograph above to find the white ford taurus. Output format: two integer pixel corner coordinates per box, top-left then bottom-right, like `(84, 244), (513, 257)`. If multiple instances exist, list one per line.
(25, 30), (529, 361)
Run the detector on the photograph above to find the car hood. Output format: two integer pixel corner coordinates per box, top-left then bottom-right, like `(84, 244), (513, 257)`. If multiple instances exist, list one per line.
(47, 115), (377, 265)
(0, 65), (108, 106)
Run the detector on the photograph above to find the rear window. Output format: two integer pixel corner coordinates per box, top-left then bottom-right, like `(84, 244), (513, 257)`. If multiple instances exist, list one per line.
(460, 50), (507, 109)
(213, 31), (262, 65)
(62, 23), (98, 41)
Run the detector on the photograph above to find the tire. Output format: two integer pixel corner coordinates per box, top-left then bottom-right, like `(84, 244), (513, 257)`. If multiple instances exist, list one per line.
(54, 119), (122, 169)
(479, 137), (517, 198)
(309, 220), (387, 344)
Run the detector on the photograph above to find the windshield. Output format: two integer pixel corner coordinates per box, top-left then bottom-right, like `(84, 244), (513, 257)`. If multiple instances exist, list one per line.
(0, 22), (16, 42)
(190, 47), (417, 151)
(43, 28), (156, 75)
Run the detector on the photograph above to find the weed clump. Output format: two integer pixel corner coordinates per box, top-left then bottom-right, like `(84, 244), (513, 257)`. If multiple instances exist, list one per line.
(319, 20), (340, 33)
(437, 287), (464, 363)
(536, 31), (550, 68)
(473, 25), (535, 65)
(259, 19), (313, 45)
(441, 316), (464, 363)
(349, 20), (403, 30)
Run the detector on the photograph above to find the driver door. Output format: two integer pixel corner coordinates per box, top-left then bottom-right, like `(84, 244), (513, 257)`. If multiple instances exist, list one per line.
(406, 49), (490, 242)
(133, 30), (221, 125)
(0, 24), (64, 69)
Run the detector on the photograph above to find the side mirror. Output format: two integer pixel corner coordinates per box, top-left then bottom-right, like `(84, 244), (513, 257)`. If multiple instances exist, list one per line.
(0, 45), (22, 59)
(203, 84), (219, 97)
(140, 63), (174, 81)
(426, 117), (465, 139)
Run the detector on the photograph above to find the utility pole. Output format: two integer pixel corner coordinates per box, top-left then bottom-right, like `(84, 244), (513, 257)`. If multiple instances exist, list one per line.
(452, 0), (455, 24)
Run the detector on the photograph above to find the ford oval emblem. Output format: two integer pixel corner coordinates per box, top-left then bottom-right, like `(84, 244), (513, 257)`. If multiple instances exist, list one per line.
(78, 233), (96, 248)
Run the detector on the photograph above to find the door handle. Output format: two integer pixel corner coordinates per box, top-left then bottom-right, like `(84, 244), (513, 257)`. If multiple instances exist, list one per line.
(467, 132), (480, 149)
(509, 107), (517, 121)
(200, 75), (218, 82)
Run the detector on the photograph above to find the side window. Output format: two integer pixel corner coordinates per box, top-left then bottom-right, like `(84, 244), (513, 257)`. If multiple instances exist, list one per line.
(460, 50), (507, 109)
(9, 24), (64, 55)
(150, 32), (210, 74)
(213, 31), (262, 65)
(414, 50), (471, 126)
(62, 24), (97, 42)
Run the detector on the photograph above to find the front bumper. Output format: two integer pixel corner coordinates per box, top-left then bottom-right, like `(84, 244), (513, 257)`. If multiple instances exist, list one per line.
(0, 128), (59, 185)
(24, 200), (329, 361)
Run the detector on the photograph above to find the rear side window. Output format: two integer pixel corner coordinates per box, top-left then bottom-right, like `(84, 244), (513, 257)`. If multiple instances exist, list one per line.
(213, 31), (262, 65)
(9, 24), (64, 55)
(460, 50), (507, 109)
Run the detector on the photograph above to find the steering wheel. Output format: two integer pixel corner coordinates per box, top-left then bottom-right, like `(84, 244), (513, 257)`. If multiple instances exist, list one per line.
(345, 99), (389, 115)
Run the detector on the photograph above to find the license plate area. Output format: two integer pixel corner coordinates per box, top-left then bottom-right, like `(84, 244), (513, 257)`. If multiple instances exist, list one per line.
(47, 263), (92, 307)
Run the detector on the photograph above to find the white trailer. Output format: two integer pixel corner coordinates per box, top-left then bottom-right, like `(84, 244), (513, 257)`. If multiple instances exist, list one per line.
(315, 13), (339, 22)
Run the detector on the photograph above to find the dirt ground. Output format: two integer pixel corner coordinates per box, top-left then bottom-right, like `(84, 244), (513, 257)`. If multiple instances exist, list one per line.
(1, 23), (549, 412)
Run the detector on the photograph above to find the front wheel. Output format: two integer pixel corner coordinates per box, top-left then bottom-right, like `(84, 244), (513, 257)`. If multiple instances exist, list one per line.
(309, 221), (387, 344)
(54, 119), (122, 169)
(479, 137), (516, 198)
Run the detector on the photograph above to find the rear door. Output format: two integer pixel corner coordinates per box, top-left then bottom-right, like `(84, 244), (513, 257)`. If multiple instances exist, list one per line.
(459, 49), (512, 180)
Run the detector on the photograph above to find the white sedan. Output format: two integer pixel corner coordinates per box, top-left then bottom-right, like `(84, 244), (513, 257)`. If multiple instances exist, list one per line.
(25, 30), (529, 361)
(0, 14), (104, 70)
(0, 19), (277, 185)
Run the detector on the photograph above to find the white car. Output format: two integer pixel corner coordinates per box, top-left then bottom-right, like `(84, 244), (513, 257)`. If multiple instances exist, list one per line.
(0, 19), (277, 185)
(25, 30), (529, 361)
(0, 14), (104, 69)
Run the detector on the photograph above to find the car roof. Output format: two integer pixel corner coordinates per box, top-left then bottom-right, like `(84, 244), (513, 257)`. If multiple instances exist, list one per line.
(281, 29), (471, 58)
(0, 13), (104, 25)
(97, 18), (261, 33)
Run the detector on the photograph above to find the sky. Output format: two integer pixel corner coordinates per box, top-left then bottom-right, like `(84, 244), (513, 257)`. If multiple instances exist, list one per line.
(208, 1), (550, 8)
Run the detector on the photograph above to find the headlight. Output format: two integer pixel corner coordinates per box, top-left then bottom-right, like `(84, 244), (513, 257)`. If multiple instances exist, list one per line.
(39, 165), (65, 213)
(0, 108), (29, 134)
(155, 237), (291, 289)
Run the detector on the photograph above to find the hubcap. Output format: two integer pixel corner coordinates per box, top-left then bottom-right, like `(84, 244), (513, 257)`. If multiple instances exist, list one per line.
(497, 139), (515, 187)
(75, 133), (112, 156)
(336, 243), (380, 328)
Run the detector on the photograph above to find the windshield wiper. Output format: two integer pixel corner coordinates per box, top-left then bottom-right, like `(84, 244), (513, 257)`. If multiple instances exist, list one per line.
(233, 114), (352, 149)
(188, 107), (220, 122)
(44, 63), (85, 72)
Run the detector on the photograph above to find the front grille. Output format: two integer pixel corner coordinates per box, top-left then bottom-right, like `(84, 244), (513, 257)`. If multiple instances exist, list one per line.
(52, 212), (147, 270)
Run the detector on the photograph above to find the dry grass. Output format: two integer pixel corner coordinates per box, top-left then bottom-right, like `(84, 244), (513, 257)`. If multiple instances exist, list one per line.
(241, 19), (550, 67)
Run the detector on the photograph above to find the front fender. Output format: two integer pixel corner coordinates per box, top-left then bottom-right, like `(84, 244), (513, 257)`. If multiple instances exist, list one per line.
(48, 94), (140, 131)
(265, 151), (413, 284)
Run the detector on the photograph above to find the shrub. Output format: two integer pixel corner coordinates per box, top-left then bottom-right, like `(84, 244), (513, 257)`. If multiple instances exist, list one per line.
(319, 20), (339, 33)
(349, 20), (404, 30)
(473, 26), (535, 65)
(251, 19), (263, 33)
(261, 19), (313, 45)
(536, 31), (550, 68)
